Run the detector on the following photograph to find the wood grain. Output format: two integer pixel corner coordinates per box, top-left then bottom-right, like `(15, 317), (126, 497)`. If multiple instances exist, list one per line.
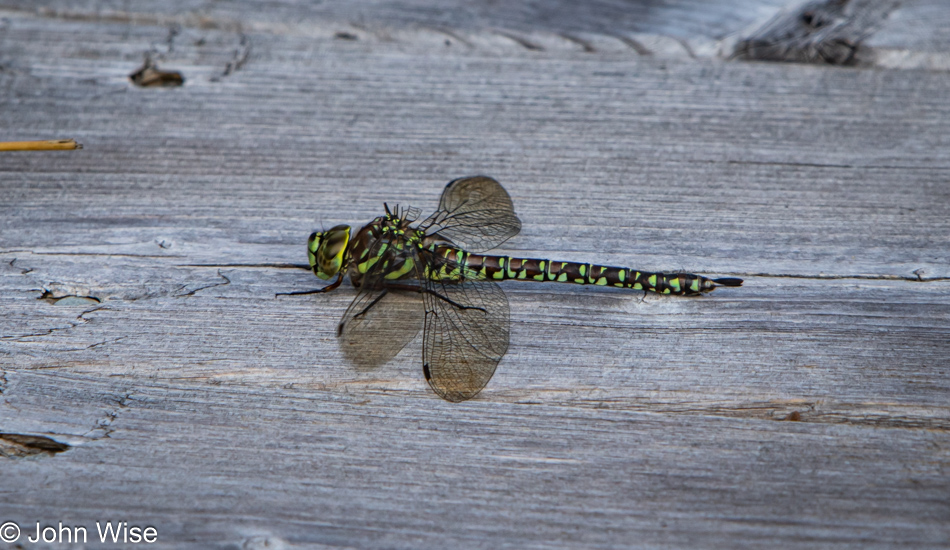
(1, 2), (948, 548)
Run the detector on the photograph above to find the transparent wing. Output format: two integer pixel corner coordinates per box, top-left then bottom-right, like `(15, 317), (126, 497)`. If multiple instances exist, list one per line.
(337, 235), (424, 370)
(336, 226), (512, 401)
(421, 176), (522, 253)
(418, 248), (510, 402)
(338, 289), (424, 371)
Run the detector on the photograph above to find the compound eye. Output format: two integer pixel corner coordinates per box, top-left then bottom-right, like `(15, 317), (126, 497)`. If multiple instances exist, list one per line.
(306, 231), (322, 271)
(315, 225), (350, 280)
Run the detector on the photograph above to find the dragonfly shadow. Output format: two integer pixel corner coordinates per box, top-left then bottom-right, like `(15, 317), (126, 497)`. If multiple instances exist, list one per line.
(338, 291), (424, 371)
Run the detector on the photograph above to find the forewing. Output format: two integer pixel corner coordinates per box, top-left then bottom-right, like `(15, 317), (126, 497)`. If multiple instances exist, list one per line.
(422, 176), (521, 252)
(337, 235), (424, 370)
(420, 251), (510, 402)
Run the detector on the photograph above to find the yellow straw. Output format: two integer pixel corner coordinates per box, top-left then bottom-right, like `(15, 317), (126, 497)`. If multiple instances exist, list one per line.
(0, 139), (83, 151)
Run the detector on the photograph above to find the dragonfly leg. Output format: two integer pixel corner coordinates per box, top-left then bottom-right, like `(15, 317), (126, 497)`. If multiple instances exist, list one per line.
(275, 272), (345, 297)
(336, 289), (391, 337)
(382, 282), (488, 313)
(352, 289), (389, 320)
(424, 289), (487, 313)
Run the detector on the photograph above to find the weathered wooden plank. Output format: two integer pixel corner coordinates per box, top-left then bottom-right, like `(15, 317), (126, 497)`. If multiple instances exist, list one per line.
(2, 0), (793, 42)
(4, 0), (947, 68)
(0, 10), (947, 278)
(1, 3), (949, 549)
(1, 371), (948, 549)
(4, 260), (949, 419)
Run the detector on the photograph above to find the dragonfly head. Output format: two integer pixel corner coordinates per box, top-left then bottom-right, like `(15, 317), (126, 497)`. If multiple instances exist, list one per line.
(308, 224), (351, 280)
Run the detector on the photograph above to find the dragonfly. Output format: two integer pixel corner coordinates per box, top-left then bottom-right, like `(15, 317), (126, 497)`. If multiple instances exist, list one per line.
(279, 176), (742, 402)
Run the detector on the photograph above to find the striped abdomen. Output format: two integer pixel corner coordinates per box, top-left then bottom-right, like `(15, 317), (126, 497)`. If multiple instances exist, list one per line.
(432, 245), (741, 296)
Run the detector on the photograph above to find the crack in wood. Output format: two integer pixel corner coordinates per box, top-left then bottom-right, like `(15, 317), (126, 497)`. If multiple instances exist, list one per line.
(2, 325), (77, 342)
(0, 433), (71, 458)
(176, 263), (311, 270)
(174, 270), (231, 297)
(564, 399), (950, 431)
(213, 33), (251, 81)
(170, 265), (950, 283)
(333, 31), (359, 41)
(1, 304), (105, 342)
(130, 57), (185, 87)
(559, 33), (596, 53)
(605, 34), (652, 56)
(741, 273), (950, 283)
(83, 393), (133, 440)
(60, 336), (129, 353)
(36, 289), (101, 305)
(674, 37), (696, 59)
(493, 30), (544, 51)
(727, 159), (858, 169)
(8, 251), (187, 258)
(8, 257), (33, 274)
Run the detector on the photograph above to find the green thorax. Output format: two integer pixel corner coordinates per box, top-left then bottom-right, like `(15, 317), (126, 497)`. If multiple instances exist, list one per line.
(347, 214), (431, 286)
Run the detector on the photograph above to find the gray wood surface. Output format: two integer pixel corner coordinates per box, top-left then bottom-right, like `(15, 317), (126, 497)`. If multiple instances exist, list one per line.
(1, 1), (949, 548)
